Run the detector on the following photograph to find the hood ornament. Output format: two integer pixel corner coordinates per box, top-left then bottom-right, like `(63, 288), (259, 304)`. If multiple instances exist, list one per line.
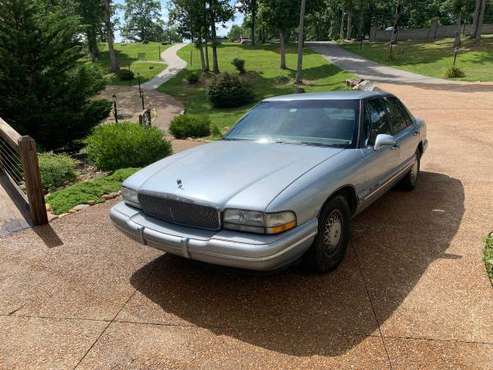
(177, 179), (184, 190)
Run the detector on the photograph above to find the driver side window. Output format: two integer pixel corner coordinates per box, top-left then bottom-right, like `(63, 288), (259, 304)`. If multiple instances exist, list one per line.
(365, 99), (392, 145)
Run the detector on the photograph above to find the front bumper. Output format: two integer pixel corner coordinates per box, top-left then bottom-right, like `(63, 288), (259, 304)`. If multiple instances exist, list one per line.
(110, 202), (317, 271)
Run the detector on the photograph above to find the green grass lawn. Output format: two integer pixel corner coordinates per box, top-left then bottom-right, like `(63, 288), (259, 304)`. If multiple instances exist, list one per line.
(46, 168), (139, 215)
(158, 43), (354, 132)
(341, 36), (493, 82)
(94, 42), (170, 85)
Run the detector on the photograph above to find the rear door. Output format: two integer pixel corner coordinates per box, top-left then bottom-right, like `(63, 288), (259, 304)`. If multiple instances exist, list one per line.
(358, 97), (400, 201)
(385, 96), (418, 169)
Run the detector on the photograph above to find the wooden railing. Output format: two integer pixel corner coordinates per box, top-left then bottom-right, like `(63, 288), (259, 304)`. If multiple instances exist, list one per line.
(0, 118), (48, 226)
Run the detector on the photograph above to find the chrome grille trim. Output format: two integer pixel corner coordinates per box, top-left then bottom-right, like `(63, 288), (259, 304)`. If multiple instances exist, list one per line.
(138, 191), (221, 231)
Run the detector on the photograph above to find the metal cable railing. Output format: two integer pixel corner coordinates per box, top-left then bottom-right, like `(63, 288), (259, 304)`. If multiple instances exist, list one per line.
(0, 117), (47, 225)
(0, 136), (25, 189)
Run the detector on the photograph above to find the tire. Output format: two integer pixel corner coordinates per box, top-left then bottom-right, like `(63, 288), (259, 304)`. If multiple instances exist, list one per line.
(400, 150), (421, 191)
(302, 195), (352, 273)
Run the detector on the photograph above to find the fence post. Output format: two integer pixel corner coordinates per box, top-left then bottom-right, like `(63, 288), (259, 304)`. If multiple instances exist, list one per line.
(18, 136), (48, 225)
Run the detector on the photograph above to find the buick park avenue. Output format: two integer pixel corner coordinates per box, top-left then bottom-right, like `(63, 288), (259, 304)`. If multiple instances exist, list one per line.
(110, 91), (428, 273)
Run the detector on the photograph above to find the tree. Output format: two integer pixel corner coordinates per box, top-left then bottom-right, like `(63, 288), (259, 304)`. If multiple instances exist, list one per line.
(103, 0), (119, 72)
(237, 0), (258, 45)
(228, 24), (245, 41)
(122, 0), (164, 42)
(208, 0), (234, 73)
(78, 0), (104, 61)
(471, 0), (486, 44)
(295, 0), (306, 86)
(0, 0), (111, 150)
(263, 0), (300, 69)
(169, 0), (209, 71)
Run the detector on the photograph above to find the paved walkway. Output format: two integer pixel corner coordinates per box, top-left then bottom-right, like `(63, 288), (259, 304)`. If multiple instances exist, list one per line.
(308, 42), (465, 85)
(0, 82), (492, 368)
(141, 43), (187, 90)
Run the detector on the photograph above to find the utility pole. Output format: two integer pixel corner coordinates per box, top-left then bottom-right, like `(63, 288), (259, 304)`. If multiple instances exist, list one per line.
(295, 0), (307, 90)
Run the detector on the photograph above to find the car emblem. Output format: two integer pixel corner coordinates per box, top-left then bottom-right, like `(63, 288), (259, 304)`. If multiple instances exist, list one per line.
(177, 179), (184, 190)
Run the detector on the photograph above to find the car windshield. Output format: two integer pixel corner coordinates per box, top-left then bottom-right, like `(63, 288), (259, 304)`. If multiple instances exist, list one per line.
(224, 99), (359, 147)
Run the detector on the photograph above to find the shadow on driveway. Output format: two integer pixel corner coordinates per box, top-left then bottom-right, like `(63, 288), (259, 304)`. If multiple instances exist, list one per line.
(130, 171), (464, 356)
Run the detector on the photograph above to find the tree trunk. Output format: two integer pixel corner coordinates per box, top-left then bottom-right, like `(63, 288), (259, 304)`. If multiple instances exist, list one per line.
(87, 26), (100, 62)
(391, 0), (401, 44)
(279, 31), (286, 69)
(198, 40), (206, 72)
(210, 11), (219, 74)
(295, 0), (306, 86)
(346, 9), (352, 40)
(475, 0), (486, 45)
(251, 0), (257, 45)
(339, 11), (345, 40)
(103, 0), (119, 73)
(456, 13), (462, 47)
(204, 41), (210, 71)
(472, 0), (482, 38)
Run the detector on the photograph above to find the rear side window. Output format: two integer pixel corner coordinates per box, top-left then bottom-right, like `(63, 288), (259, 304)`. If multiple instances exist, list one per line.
(386, 97), (411, 134)
(365, 98), (392, 145)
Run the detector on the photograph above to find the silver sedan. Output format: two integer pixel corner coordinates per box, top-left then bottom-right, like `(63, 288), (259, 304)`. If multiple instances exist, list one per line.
(111, 91), (428, 273)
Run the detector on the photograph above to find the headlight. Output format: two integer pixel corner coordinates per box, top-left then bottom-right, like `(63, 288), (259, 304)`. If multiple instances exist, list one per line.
(223, 209), (297, 234)
(122, 187), (140, 209)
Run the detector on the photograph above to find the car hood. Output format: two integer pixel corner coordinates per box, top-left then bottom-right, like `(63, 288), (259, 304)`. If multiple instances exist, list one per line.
(124, 141), (343, 211)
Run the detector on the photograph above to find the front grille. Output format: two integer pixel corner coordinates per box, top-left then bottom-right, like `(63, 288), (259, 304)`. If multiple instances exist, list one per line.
(138, 192), (221, 230)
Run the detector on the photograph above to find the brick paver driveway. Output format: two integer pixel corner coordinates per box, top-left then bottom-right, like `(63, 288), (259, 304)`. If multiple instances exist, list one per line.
(1, 83), (492, 369)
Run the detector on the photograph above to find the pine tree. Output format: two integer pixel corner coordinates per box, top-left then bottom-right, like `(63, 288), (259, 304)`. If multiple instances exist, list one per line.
(0, 0), (111, 150)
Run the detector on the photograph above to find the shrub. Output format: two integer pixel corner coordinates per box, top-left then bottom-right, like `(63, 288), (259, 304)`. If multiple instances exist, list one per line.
(169, 115), (211, 139)
(232, 58), (246, 74)
(208, 73), (254, 108)
(117, 69), (135, 81)
(86, 123), (172, 171)
(211, 124), (222, 138)
(39, 153), (77, 192)
(46, 168), (139, 215)
(186, 71), (200, 84)
(445, 66), (465, 78)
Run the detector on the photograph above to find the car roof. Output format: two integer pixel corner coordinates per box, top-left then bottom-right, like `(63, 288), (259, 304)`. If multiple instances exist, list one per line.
(263, 90), (389, 102)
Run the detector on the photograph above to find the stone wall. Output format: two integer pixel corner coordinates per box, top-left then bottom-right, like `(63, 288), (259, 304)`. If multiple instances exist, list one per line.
(370, 23), (493, 42)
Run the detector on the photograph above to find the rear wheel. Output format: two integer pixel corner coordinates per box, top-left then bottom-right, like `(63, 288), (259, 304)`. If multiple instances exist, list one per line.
(400, 150), (420, 191)
(302, 195), (351, 273)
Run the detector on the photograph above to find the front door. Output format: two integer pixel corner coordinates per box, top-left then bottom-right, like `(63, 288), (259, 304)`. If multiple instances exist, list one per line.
(359, 97), (400, 201)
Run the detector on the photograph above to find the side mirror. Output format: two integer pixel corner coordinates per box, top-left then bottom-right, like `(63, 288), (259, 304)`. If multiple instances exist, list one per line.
(374, 134), (397, 151)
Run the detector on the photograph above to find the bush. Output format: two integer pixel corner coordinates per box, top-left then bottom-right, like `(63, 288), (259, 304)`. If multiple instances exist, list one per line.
(169, 115), (211, 139)
(211, 124), (222, 138)
(117, 69), (135, 81)
(39, 153), (77, 192)
(232, 58), (246, 74)
(86, 123), (172, 171)
(208, 73), (254, 108)
(186, 71), (200, 84)
(46, 168), (139, 215)
(445, 66), (465, 78)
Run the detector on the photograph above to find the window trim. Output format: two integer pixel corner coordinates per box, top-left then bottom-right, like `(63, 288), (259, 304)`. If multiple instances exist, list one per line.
(362, 96), (393, 147)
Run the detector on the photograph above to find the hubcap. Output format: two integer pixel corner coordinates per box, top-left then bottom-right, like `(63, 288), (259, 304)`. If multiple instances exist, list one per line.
(323, 210), (343, 252)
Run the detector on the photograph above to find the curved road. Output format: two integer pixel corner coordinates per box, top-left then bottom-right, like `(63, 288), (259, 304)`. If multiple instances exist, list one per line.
(308, 41), (468, 85)
(141, 43), (188, 90)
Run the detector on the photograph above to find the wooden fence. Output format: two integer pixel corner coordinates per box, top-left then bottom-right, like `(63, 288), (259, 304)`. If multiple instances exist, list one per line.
(0, 118), (48, 226)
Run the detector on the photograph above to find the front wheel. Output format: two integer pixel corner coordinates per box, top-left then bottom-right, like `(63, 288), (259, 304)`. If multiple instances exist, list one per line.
(400, 150), (421, 191)
(302, 195), (352, 273)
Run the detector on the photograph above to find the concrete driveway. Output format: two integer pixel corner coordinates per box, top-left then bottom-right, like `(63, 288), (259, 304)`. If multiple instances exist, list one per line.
(1, 83), (492, 369)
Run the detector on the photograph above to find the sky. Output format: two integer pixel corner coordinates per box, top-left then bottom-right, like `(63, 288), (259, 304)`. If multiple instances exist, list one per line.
(113, 0), (244, 42)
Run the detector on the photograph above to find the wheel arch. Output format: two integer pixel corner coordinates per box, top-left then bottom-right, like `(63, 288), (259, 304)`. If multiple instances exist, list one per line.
(322, 185), (359, 216)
